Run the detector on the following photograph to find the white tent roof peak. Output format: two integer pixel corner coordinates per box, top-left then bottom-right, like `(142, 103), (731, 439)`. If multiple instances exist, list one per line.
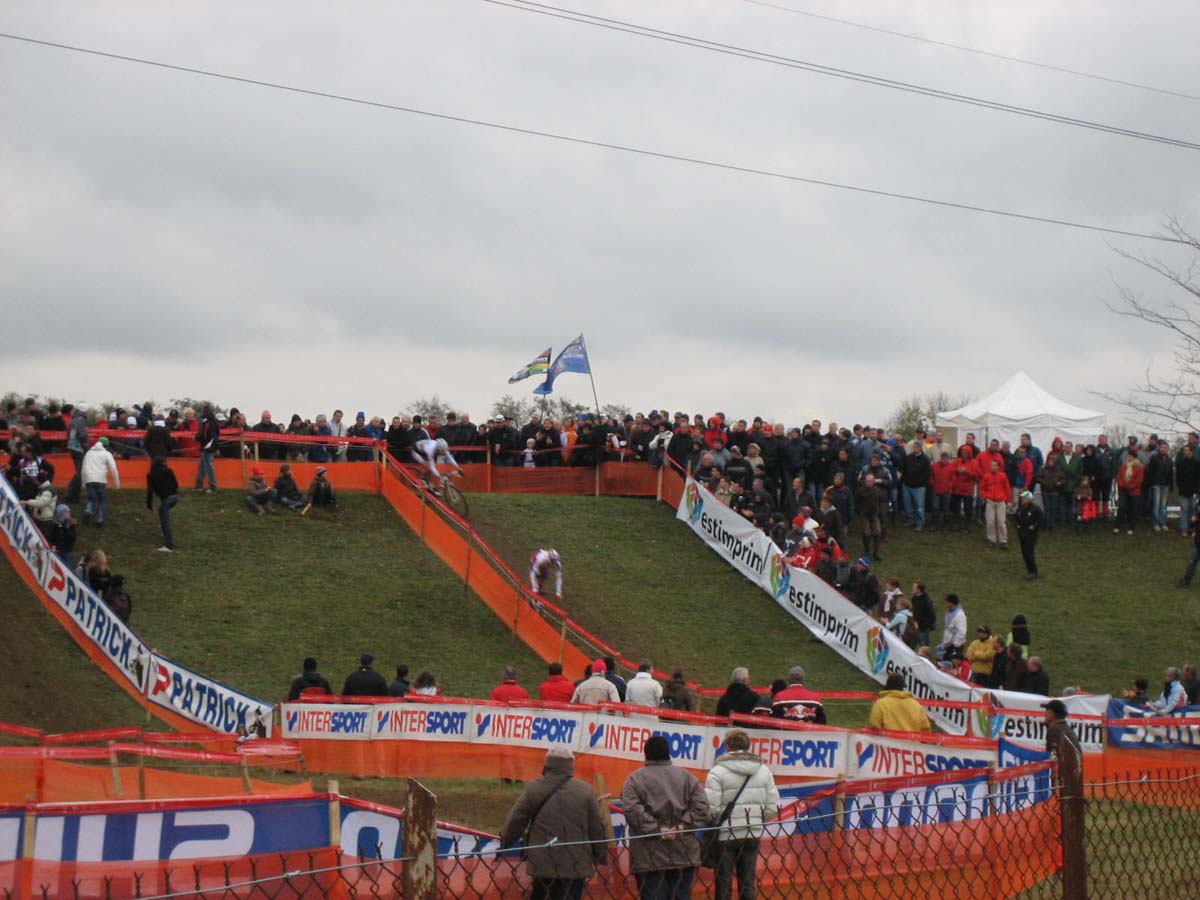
(944, 371), (1103, 422)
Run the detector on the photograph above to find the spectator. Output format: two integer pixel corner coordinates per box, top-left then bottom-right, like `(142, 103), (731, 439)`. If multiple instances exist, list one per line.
(195, 405), (221, 492)
(500, 747), (609, 900)
(539, 662), (576, 703)
(1007, 615), (1032, 659)
(413, 671), (440, 696)
(604, 656), (628, 702)
(341, 653), (389, 697)
(83, 549), (113, 596)
(1177, 443), (1200, 536)
(930, 452), (955, 531)
(950, 446), (978, 533)
(1015, 491), (1044, 580)
(662, 668), (693, 712)
(1147, 442), (1174, 532)
(145, 456), (180, 552)
(854, 473), (886, 560)
(1152, 667), (1187, 713)
(309, 414), (334, 464)
(1008, 445), (1035, 511)
(20, 472), (57, 538)
(65, 403), (89, 502)
(621, 735), (709, 900)
(980, 458), (1011, 550)
(936, 594), (967, 666)
(1004, 644), (1030, 692)
(285, 414), (311, 460)
(715, 667), (759, 718)
(389, 664), (411, 697)
(1036, 456), (1066, 532)
(816, 495), (846, 551)
(303, 466), (337, 516)
(81, 437), (120, 527)
(1183, 663), (1200, 706)
(1115, 449), (1144, 535)
(901, 441), (931, 530)
(104, 574), (133, 622)
(989, 635), (1009, 689)
(49, 504), (77, 569)
(490, 666), (530, 703)
(704, 728), (780, 900)
(328, 409), (350, 462)
(572, 660), (620, 706)
(1025, 656), (1050, 696)
(911, 581), (936, 649)
(1121, 677), (1151, 707)
(273, 464), (306, 510)
(626, 662), (664, 709)
(885, 596), (918, 649)
(144, 417), (172, 460)
(868, 673), (931, 732)
(246, 466), (278, 516)
(251, 410), (285, 460)
(771, 666), (825, 724)
(849, 556), (880, 613)
(1042, 699), (1082, 760)
(287, 657), (333, 700)
(965, 625), (996, 685)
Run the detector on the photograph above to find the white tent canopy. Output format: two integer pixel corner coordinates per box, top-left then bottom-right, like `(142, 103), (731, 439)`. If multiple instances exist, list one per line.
(935, 371), (1106, 453)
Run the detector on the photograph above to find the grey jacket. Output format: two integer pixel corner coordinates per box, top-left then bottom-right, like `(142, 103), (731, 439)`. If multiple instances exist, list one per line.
(67, 410), (89, 454)
(500, 754), (608, 881)
(620, 760), (710, 873)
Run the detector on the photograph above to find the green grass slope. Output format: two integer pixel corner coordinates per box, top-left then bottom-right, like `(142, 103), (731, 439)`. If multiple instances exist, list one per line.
(2, 491), (543, 724)
(468, 493), (1200, 707)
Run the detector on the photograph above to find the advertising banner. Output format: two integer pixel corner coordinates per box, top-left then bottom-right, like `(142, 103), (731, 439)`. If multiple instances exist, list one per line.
(581, 713), (712, 769)
(147, 655), (274, 738)
(284, 703), (374, 740)
(677, 478), (975, 732)
(1105, 698), (1200, 751)
(0, 477), (48, 582)
(470, 704), (586, 752)
(841, 773), (991, 829)
(848, 733), (995, 780)
(40, 552), (149, 693)
(979, 690), (1109, 753)
(995, 741), (1053, 813)
(370, 703), (472, 743)
(718, 728), (847, 781)
(339, 798), (503, 859)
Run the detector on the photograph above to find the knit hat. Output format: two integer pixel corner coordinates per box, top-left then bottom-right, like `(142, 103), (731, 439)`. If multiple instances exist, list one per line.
(857, 556), (870, 566)
(316, 466), (327, 475)
(1020, 490), (1033, 499)
(251, 466), (264, 476)
(54, 504), (70, 523)
(98, 437), (110, 447)
(592, 658), (606, 675)
(126, 416), (137, 427)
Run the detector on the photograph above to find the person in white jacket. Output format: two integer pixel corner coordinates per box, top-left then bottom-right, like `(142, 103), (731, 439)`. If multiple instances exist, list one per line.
(20, 474), (57, 537)
(625, 662), (664, 712)
(81, 437), (120, 526)
(705, 728), (780, 900)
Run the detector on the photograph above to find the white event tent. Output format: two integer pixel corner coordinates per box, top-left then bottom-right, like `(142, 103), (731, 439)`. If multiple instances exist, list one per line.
(935, 371), (1106, 452)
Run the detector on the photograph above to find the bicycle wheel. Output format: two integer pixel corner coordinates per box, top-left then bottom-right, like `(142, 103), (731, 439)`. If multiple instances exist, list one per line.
(442, 482), (470, 518)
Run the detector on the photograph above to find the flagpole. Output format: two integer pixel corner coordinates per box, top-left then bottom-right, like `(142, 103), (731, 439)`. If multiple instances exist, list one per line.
(583, 333), (601, 417)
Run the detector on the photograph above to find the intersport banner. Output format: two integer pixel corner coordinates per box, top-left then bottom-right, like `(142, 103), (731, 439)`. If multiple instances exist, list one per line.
(0, 476), (272, 736)
(677, 478), (974, 733)
(849, 732), (995, 780)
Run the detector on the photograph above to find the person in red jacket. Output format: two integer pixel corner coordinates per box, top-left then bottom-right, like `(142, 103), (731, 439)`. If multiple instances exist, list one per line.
(537, 662), (576, 703)
(930, 451), (956, 531)
(489, 666), (530, 704)
(951, 447), (980, 533)
(980, 458), (1012, 549)
(1115, 450), (1145, 535)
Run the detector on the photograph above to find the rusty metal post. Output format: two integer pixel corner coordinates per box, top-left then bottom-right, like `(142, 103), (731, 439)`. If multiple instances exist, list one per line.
(1059, 739), (1088, 900)
(594, 463), (601, 497)
(403, 779), (438, 900)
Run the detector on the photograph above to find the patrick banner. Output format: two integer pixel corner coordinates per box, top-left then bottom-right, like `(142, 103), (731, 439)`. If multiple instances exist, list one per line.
(676, 478), (976, 732)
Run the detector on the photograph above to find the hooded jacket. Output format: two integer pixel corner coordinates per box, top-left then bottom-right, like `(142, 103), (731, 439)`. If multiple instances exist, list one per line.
(25, 482), (57, 523)
(500, 752), (608, 880)
(704, 752), (780, 840)
(868, 690), (931, 732)
(67, 409), (90, 454)
(621, 760), (709, 873)
(81, 442), (120, 489)
(571, 674), (619, 706)
(287, 669), (332, 701)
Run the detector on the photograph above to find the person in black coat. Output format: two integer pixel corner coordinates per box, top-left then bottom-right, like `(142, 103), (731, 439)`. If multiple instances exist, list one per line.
(288, 657), (333, 700)
(145, 456), (180, 551)
(1025, 657), (1050, 696)
(910, 582), (937, 649)
(341, 653), (389, 697)
(716, 668), (760, 717)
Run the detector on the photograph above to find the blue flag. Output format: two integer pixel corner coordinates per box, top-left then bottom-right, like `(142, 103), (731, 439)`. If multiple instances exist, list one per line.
(533, 334), (591, 395)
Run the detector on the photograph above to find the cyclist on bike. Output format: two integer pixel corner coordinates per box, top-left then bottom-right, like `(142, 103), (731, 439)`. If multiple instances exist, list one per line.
(530, 548), (563, 600)
(412, 437), (463, 492)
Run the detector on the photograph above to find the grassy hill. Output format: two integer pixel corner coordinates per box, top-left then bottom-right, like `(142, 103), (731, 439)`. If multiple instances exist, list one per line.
(468, 493), (1200, 704)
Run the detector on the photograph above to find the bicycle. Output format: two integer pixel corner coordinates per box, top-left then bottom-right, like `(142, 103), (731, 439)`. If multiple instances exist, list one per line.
(421, 468), (469, 518)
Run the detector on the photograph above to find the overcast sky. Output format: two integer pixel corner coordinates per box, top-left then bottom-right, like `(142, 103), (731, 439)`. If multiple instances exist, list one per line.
(2, 1), (1199, 426)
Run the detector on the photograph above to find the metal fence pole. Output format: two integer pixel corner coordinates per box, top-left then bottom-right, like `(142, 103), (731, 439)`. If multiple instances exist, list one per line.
(403, 779), (438, 900)
(1059, 741), (1088, 900)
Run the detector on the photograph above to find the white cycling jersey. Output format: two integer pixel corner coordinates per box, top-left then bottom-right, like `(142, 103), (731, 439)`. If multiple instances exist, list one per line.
(413, 438), (460, 477)
(530, 549), (563, 597)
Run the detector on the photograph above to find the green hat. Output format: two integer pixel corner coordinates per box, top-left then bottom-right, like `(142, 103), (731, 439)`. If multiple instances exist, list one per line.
(98, 437), (110, 447)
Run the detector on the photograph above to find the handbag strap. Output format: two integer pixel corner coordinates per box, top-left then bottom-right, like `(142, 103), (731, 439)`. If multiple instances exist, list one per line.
(717, 774), (754, 827)
(522, 779), (567, 846)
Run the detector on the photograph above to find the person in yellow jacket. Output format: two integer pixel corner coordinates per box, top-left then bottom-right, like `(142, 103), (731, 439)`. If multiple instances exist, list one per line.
(965, 625), (998, 685)
(868, 674), (931, 732)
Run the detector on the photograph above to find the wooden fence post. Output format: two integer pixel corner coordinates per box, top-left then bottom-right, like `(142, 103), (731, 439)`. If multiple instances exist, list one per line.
(240, 438), (248, 490)
(1059, 739), (1088, 900)
(328, 779), (342, 849)
(403, 779), (438, 900)
(656, 464), (663, 503)
(486, 446), (493, 493)
(109, 742), (123, 798)
(20, 796), (36, 900)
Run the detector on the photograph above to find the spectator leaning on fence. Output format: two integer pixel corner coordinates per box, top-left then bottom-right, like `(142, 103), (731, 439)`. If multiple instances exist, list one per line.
(716, 667), (759, 718)
(626, 661), (664, 709)
(539, 662), (576, 704)
(704, 728), (780, 900)
(1152, 667), (1187, 714)
(572, 660), (619, 706)
(341, 652), (388, 698)
(868, 673), (931, 732)
(500, 747), (609, 900)
(490, 666), (530, 703)
(287, 657), (332, 701)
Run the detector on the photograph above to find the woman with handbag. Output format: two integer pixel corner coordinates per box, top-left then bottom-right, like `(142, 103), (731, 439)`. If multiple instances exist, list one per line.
(703, 729), (781, 900)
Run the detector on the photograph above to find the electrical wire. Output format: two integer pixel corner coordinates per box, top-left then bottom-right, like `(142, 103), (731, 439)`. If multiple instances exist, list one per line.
(483, 0), (1200, 153)
(0, 30), (1184, 245)
(743, 0), (1200, 104)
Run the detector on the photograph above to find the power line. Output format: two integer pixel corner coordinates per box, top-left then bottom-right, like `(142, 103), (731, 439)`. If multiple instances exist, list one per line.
(0, 30), (1183, 245)
(743, 0), (1200, 104)
(483, 0), (1200, 153)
